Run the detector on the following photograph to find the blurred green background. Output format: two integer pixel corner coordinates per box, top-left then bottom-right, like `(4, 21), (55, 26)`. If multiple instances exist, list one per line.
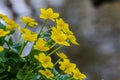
(0, 0), (120, 80)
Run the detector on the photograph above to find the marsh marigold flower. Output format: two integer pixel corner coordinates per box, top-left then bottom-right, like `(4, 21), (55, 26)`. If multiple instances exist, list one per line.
(3, 17), (19, 30)
(59, 59), (76, 74)
(60, 25), (79, 45)
(56, 18), (69, 30)
(39, 69), (54, 79)
(34, 53), (53, 68)
(0, 46), (4, 52)
(62, 26), (73, 35)
(56, 52), (68, 59)
(67, 34), (79, 45)
(73, 68), (86, 80)
(6, 20), (19, 30)
(40, 8), (59, 21)
(56, 18), (79, 45)
(51, 27), (70, 46)
(22, 29), (38, 42)
(0, 29), (10, 37)
(20, 16), (38, 28)
(34, 38), (50, 51)
(0, 14), (6, 18)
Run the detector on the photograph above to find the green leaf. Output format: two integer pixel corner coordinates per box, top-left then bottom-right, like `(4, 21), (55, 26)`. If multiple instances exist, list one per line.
(0, 74), (8, 79)
(42, 33), (51, 38)
(0, 50), (7, 62)
(0, 37), (5, 46)
(9, 30), (15, 34)
(10, 42), (21, 53)
(0, 63), (6, 73)
(59, 74), (70, 80)
(0, 68), (5, 73)
(8, 36), (13, 46)
(7, 52), (20, 62)
(0, 22), (6, 30)
(28, 74), (38, 80)
(51, 68), (58, 75)
(40, 32), (51, 39)
(16, 69), (25, 80)
(28, 50), (40, 61)
(19, 57), (26, 63)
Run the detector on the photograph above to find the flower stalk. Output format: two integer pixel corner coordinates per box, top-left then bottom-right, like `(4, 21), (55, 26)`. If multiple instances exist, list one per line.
(19, 41), (28, 55)
(17, 24), (28, 43)
(38, 19), (47, 39)
(48, 45), (64, 56)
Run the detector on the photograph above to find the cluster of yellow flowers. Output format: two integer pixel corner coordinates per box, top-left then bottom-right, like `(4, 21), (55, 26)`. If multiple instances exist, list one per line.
(0, 8), (86, 80)
(34, 51), (86, 80)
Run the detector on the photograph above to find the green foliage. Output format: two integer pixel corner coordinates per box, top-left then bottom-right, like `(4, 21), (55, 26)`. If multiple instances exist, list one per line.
(0, 22), (6, 30)
(10, 42), (21, 53)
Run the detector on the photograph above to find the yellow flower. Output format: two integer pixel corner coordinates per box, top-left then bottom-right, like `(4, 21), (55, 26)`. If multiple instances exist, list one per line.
(55, 21), (79, 45)
(39, 69), (54, 79)
(62, 25), (73, 35)
(34, 53), (53, 68)
(67, 34), (79, 45)
(40, 8), (59, 21)
(20, 16), (38, 28)
(56, 18), (69, 30)
(59, 59), (76, 74)
(22, 29), (38, 42)
(6, 24), (18, 30)
(73, 68), (86, 80)
(0, 46), (4, 52)
(34, 38), (50, 51)
(3, 17), (19, 30)
(0, 14), (19, 30)
(0, 29), (10, 37)
(51, 27), (70, 46)
(23, 28), (31, 33)
(0, 14), (6, 18)
(56, 52), (68, 59)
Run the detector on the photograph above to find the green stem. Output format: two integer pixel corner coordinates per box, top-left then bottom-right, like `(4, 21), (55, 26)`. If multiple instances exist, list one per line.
(33, 65), (41, 72)
(38, 19), (48, 38)
(23, 63), (27, 69)
(53, 58), (61, 67)
(50, 43), (57, 49)
(23, 65), (41, 80)
(41, 28), (51, 35)
(23, 73), (29, 80)
(19, 41), (28, 55)
(24, 24), (28, 28)
(54, 72), (63, 80)
(45, 39), (52, 46)
(45, 39), (56, 48)
(17, 34), (21, 43)
(48, 45), (64, 56)
(67, 76), (74, 80)
(23, 65), (33, 80)
(29, 19), (47, 55)
(4, 40), (10, 50)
